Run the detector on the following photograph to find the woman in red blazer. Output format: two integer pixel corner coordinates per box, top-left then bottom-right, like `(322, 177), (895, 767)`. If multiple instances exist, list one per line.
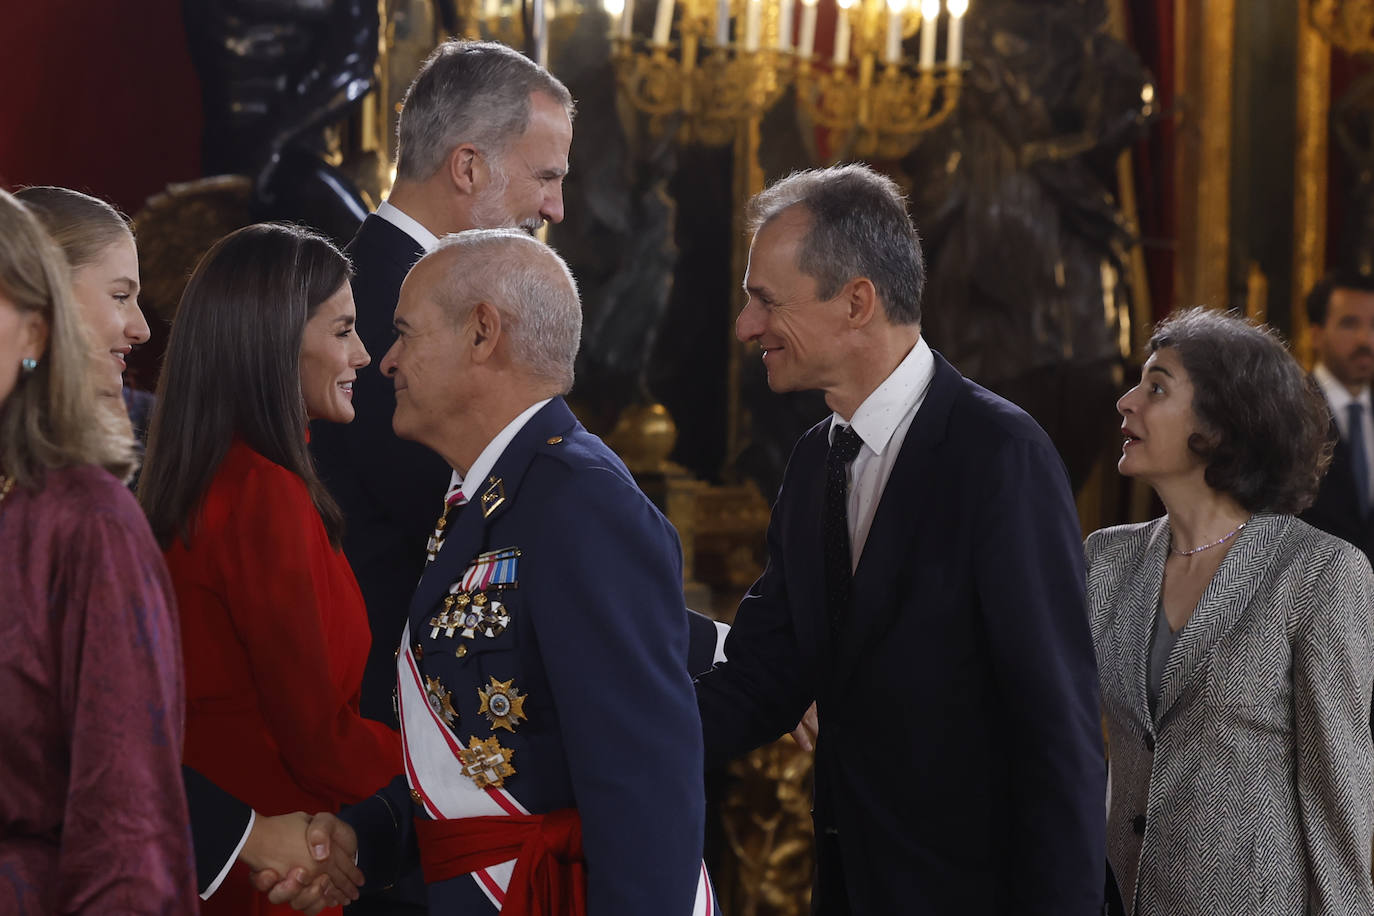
(139, 223), (401, 915)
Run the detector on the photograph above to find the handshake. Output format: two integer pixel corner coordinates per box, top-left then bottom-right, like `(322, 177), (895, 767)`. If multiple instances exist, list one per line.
(241, 811), (364, 913)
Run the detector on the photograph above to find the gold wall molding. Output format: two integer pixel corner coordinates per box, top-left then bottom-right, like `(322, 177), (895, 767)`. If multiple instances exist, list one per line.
(1173, 0), (1235, 312)
(1292, 5), (1331, 366)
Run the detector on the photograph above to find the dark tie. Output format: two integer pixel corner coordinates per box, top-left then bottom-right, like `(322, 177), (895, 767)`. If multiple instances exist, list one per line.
(824, 425), (865, 638)
(1349, 402), (1370, 518)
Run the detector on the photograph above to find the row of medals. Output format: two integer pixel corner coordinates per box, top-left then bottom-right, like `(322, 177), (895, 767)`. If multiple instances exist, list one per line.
(422, 588), (524, 790)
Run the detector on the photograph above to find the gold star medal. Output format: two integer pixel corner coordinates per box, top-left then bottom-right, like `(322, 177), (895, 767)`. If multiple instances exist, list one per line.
(477, 676), (528, 732)
(458, 735), (516, 789)
(424, 676), (459, 730)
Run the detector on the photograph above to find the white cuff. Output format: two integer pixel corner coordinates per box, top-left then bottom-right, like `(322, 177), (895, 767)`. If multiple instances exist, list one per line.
(201, 808), (255, 900)
(712, 621), (730, 665)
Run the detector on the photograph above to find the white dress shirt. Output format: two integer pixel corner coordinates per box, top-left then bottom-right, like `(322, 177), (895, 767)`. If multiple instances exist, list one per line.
(444, 398), (554, 505)
(828, 336), (936, 570)
(1314, 361), (1374, 504)
(376, 200), (439, 253)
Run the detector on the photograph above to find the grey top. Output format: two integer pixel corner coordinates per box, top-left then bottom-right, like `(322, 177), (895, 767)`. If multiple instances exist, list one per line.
(1146, 600), (1181, 719)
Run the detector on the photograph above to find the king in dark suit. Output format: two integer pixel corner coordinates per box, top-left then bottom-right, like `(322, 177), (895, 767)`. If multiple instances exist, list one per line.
(309, 41), (575, 725)
(1299, 271), (1374, 567)
(341, 230), (714, 915)
(694, 164), (1107, 914)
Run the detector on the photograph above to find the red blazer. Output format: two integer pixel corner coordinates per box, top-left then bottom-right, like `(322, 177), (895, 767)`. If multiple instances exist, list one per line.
(165, 441), (401, 914)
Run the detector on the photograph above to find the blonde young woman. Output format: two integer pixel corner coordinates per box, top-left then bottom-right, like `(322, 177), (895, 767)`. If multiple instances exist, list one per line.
(0, 189), (197, 910)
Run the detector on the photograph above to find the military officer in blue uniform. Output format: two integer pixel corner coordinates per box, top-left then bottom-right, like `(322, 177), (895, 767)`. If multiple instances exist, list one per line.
(340, 229), (717, 916)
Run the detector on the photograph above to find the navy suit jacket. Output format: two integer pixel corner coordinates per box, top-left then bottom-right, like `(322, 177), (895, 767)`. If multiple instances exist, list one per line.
(695, 351), (1106, 915)
(310, 214), (452, 725)
(346, 398), (706, 915)
(184, 766), (251, 896)
(1301, 408), (1374, 567)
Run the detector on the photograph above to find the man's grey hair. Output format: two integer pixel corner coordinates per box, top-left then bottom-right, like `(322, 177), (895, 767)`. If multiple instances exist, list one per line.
(396, 40), (574, 182)
(747, 163), (925, 325)
(428, 229), (582, 393)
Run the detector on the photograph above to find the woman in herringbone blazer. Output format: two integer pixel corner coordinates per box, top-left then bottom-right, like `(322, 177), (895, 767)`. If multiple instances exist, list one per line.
(1088, 307), (1374, 916)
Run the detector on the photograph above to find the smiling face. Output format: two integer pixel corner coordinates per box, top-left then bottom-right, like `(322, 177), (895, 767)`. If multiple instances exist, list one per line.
(1117, 346), (1208, 484)
(469, 91), (572, 234)
(299, 283), (369, 423)
(381, 263), (467, 448)
(68, 232), (146, 397)
(737, 207), (853, 397)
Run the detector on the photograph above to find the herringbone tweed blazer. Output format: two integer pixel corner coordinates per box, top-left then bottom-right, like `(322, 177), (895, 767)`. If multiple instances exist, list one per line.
(1087, 514), (1374, 916)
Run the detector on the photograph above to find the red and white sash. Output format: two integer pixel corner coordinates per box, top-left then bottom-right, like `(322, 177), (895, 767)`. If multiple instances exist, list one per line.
(396, 623), (719, 914)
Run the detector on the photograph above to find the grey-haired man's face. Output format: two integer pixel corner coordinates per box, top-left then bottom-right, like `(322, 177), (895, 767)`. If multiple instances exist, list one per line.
(470, 91), (571, 234)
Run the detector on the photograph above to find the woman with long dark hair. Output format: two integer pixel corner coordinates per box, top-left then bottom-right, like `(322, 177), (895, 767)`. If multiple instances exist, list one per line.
(139, 223), (400, 916)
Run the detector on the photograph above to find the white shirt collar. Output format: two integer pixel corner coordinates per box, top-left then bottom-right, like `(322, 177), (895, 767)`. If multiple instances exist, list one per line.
(1314, 361), (1372, 413)
(376, 200), (439, 253)
(828, 336), (935, 454)
(447, 398), (554, 503)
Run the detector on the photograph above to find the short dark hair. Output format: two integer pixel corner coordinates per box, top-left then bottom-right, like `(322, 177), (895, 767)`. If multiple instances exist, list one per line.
(747, 164), (925, 325)
(1305, 269), (1374, 327)
(1148, 307), (1331, 514)
(139, 223), (352, 548)
(396, 40), (574, 182)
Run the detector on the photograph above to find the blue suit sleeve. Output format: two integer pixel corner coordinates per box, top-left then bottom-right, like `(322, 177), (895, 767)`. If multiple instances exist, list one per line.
(340, 775), (417, 893)
(695, 466), (813, 768)
(973, 436), (1106, 915)
(527, 468), (704, 916)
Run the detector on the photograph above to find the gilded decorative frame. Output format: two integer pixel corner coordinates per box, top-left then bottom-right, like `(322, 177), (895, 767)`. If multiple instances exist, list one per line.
(1292, 5), (1331, 367)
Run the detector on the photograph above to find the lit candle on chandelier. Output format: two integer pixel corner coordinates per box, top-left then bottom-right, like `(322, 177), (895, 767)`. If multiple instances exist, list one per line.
(604, 0), (625, 34)
(652, 0), (675, 45)
(798, 0), (819, 57)
(532, 0), (548, 67)
(715, 0), (730, 45)
(619, 0), (636, 38)
(884, 0), (905, 64)
(745, 0), (762, 50)
(918, 0), (938, 69)
(834, 0), (855, 66)
(946, 0), (967, 66)
(777, 0), (794, 51)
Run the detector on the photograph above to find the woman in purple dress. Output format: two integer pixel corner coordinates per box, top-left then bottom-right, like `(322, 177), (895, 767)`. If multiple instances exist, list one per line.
(0, 188), (198, 912)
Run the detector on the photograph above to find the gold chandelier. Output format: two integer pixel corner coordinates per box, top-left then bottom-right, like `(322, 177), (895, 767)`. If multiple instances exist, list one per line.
(1309, 0), (1374, 54)
(608, 0), (969, 157)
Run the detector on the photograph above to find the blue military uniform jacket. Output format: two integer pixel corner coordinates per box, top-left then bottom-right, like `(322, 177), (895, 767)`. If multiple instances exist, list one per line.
(346, 398), (714, 915)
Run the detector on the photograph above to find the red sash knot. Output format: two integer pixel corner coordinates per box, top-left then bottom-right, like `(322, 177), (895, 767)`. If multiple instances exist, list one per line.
(415, 808), (587, 916)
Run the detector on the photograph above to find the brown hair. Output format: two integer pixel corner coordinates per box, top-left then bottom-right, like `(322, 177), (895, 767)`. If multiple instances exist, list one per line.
(14, 186), (133, 270)
(138, 223), (352, 548)
(0, 190), (136, 486)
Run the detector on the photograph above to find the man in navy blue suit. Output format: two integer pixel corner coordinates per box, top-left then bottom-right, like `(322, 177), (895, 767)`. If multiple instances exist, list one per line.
(694, 165), (1106, 914)
(309, 41), (575, 727)
(338, 229), (716, 915)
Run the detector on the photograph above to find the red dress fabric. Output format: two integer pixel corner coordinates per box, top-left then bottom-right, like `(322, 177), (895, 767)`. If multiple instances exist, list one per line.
(0, 465), (198, 913)
(164, 442), (401, 915)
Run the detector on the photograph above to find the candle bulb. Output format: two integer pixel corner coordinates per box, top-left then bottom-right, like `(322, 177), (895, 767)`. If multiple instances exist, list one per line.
(798, 0), (818, 57)
(620, 0), (635, 38)
(715, 0), (730, 45)
(946, 0), (967, 66)
(885, 0), (904, 64)
(777, 0), (794, 52)
(652, 0), (674, 45)
(533, 0), (547, 67)
(604, 0), (625, 34)
(745, 0), (762, 50)
(918, 0), (938, 69)
(834, 1), (853, 66)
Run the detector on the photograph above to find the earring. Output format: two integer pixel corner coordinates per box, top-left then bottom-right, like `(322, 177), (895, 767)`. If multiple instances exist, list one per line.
(20, 357), (37, 375)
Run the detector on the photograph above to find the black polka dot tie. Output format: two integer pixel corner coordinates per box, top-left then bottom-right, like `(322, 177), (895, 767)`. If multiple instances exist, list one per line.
(824, 424), (864, 639)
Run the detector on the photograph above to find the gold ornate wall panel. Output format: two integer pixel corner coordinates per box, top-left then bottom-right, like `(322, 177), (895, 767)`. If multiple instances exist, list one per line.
(1292, 6), (1331, 366)
(1173, 0), (1236, 312)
